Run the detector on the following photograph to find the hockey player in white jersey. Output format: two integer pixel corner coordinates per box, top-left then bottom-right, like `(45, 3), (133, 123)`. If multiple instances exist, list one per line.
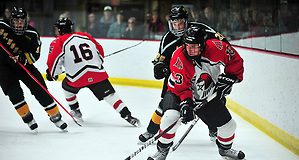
(46, 18), (140, 126)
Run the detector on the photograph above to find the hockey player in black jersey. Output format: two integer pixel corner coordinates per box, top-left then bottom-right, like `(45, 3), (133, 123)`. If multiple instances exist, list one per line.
(139, 5), (230, 143)
(0, 6), (67, 132)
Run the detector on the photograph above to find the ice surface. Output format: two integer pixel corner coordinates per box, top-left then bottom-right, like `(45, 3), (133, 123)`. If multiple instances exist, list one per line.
(0, 82), (298, 160)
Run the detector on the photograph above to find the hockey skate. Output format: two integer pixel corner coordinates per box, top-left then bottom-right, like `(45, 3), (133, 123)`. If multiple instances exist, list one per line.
(50, 113), (68, 131)
(219, 148), (245, 160)
(70, 109), (83, 122)
(27, 119), (38, 132)
(139, 131), (155, 143)
(147, 142), (172, 160)
(124, 114), (140, 127)
(209, 129), (217, 142)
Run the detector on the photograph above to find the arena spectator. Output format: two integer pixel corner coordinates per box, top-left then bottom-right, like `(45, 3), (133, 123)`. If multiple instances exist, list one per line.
(202, 6), (217, 28)
(107, 11), (126, 38)
(86, 12), (101, 37)
(145, 11), (164, 39)
(124, 17), (144, 39)
(99, 5), (115, 37)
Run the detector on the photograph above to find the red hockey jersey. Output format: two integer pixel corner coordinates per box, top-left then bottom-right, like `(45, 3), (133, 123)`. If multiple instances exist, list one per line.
(168, 39), (244, 104)
(47, 32), (108, 87)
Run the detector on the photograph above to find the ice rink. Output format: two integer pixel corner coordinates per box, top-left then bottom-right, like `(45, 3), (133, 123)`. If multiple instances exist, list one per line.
(0, 82), (298, 160)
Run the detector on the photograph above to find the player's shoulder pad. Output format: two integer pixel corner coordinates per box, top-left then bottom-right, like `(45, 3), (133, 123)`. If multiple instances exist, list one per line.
(161, 31), (178, 42)
(25, 25), (40, 38)
(0, 20), (10, 28)
(188, 21), (216, 34)
(160, 31), (180, 46)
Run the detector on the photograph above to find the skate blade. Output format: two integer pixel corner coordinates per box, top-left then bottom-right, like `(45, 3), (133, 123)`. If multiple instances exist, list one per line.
(130, 120), (141, 127)
(210, 137), (216, 142)
(137, 141), (156, 145)
(60, 129), (68, 132)
(222, 156), (246, 160)
(137, 141), (145, 145)
(134, 120), (141, 127)
(31, 129), (38, 134)
(75, 117), (84, 122)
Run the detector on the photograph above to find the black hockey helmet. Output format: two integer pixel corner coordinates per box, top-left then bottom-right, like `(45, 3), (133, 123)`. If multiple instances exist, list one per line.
(168, 6), (189, 37)
(54, 18), (74, 35)
(183, 26), (207, 57)
(169, 6), (188, 20)
(10, 6), (28, 35)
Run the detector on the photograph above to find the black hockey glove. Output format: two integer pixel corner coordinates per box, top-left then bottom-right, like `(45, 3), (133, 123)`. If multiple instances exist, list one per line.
(18, 54), (28, 65)
(46, 69), (58, 81)
(11, 54), (28, 65)
(153, 62), (170, 79)
(215, 73), (238, 99)
(180, 98), (195, 124)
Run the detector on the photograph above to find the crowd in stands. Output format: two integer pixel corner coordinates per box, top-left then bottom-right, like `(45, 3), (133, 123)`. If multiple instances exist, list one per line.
(1, 2), (298, 40)
(188, 2), (299, 40)
(83, 6), (166, 40)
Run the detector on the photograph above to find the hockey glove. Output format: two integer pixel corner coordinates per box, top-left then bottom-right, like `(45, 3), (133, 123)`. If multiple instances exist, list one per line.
(215, 73), (237, 99)
(180, 98), (195, 124)
(18, 54), (28, 65)
(46, 69), (58, 81)
(11, 54), (28, 65)
(153, 62), (170, 79)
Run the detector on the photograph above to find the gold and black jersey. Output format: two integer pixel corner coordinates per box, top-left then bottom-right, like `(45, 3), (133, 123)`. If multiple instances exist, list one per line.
(0, 20), (41, 65)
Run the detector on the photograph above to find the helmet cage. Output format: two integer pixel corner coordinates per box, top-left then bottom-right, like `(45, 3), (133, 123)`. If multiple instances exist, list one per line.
(168, 18), (188, 37)
(10, 7), (28, 35)
(168, 6), (188, 37)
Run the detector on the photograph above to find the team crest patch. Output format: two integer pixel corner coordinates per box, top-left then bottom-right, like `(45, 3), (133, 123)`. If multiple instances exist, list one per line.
(212, 41), (223, 50)
(88, 77), (93, 82)
(173, 57), (183, 69)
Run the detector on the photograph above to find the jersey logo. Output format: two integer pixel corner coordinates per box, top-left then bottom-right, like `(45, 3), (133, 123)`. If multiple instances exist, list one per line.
(212, 41), (223, 50)
(88, 77), (93, 82)
(173, 57), (183, 69)
(195, 73), (215, 100)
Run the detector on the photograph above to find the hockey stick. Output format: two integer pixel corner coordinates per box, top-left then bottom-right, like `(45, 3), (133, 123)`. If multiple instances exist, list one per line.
(105, 40), (144, 58)
(0, 43), (81, 127)
(124, 118), (182, 160)
(171, 116), (200, 152)
(171, 92), (217, 152)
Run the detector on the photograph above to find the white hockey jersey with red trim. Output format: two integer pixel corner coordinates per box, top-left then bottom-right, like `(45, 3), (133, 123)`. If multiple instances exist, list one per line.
(168, 39), (244, 104)
(47, 32), (108, 87)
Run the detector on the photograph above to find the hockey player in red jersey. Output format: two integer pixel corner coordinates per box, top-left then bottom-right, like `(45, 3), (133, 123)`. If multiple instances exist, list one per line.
(139, 5), (230, 143)
(46, 18), (140, 126)
(148, 26), (245, 160)
(0, 7), (67, 132)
